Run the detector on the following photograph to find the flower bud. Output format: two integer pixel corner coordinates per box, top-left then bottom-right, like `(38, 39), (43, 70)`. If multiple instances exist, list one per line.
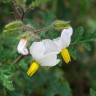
(17, 38), (29, 55)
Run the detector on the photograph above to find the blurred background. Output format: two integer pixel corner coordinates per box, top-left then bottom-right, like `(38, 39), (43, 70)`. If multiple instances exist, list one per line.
(0, 0), (96, 96)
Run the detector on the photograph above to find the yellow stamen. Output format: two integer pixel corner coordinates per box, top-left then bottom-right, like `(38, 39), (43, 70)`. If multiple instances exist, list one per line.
(61, 48), (71, 64)
(27, 62), (39, 77)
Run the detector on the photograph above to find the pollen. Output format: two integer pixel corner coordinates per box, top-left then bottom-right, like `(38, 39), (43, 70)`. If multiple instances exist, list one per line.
(27, 62), (39, 77)
(61, 48), (71, 64)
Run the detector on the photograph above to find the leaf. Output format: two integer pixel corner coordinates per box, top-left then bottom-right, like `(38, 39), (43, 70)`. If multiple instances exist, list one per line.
(90, 88), (96, 96)
(72, 26), (84, 44)
(0, 65), (15, 91)
(53, 20), (70, 30)
(72, 26), (96, 45)
(69, 47), (78, 60)
(0, 73), (14, 91)
(4, 20), (23, 33)
(82, 43), (92, 51)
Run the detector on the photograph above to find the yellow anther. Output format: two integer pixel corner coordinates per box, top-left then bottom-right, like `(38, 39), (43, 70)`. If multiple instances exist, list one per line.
(27, 62), (39, 77)
(61, 48), (71, 64)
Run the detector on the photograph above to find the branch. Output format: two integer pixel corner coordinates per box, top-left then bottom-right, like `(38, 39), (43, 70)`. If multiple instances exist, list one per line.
(12, 0), (24, 20)
(13, 55), (24, 64)
(23, 23), (53, 33)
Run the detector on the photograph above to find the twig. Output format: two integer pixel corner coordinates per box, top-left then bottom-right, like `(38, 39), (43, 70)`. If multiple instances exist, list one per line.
(13, 55), (24, 64)
(12, 0), (24, 20)
(23, 22), (53, 33)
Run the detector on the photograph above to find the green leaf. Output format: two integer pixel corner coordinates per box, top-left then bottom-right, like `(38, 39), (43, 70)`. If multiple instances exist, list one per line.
(69, 47), (78, 60)
(0, 73), (14, 91)
(4, 20), (23, 33)
(82, 43), (92, 51)
(72, 26), (84, 44)
(90, 88), (96, 96)
(53, 20), (70, 30)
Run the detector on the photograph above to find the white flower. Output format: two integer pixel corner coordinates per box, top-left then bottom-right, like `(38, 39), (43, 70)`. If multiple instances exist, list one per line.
(30, 39), (60, 66)
(17, 38), (29, 55)
(27, 39), (60, 77)
(27, 27), (73, 77)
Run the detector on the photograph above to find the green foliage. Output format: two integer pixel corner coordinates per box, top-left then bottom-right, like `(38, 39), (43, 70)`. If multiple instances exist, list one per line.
(90, 88), (96, 96)
(15, 0), (26, 9)
(0, 65), (14, 91)
(0, 0), (96, 96)
(31, 0), (50, 8)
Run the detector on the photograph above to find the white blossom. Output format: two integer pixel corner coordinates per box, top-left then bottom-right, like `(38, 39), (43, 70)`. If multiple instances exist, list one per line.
(30, 39), (60, 66)
(17, 38), (29, 55)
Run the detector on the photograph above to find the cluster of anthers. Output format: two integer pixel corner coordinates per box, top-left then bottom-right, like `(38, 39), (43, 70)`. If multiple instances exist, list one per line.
(17, 26), (73, 77)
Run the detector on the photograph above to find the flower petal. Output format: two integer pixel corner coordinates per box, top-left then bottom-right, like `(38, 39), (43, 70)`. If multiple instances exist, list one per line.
(38, 52), (60, 66)
(60, 27), (73, 48)
(42, 39), (59, 53)
(17, 38), (29, 55)
(30, 41), (45, 60)
(53, 37), (62, 51)
(61, 27), (73, 37)
(21, 48), (29, 55)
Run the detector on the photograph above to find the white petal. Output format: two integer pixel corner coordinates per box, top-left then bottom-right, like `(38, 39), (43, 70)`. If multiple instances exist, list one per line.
(30, 40), (60, 66)
(61, 35), (71, 47)
(21, 48), (29, 55)
(17, 38), (29, 55)
(61, 27), (73, 37)
(38, 52), (60, 66)
(53, 37), (62, 51)
(60, 27), (73, 48)
(30, 41), (45, 60)
(42, 39), (59, 53)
